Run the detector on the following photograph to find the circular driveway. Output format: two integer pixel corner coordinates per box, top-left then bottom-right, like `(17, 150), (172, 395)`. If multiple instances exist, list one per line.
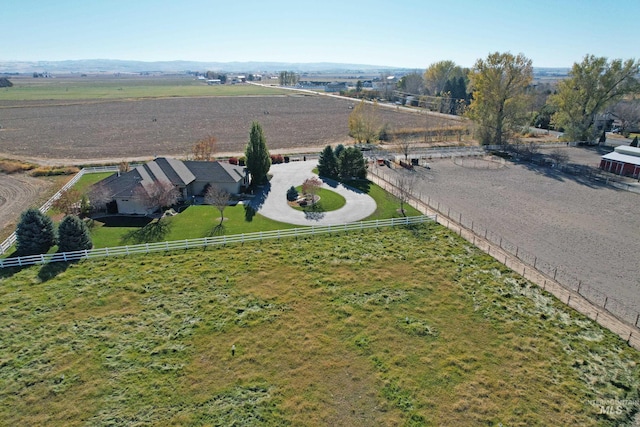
(252, 160), (376, 226)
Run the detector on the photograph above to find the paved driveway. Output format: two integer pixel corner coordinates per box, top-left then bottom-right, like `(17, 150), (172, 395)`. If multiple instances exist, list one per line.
(251, 160), (376, 226)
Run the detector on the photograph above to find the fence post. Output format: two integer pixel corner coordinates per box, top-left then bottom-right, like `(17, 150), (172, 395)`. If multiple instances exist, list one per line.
(553, 267), (557, 280)
(604, 296), (608, 309)
(635, 313), (639, 327)
(534, 256), (537, 268)
(577, 281), (581, 294)
(515, 246), (518, 258)
(499, 237), (502, 248)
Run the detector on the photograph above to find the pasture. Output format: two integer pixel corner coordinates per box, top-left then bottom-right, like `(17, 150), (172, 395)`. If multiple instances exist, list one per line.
(0, 224), (638, 426)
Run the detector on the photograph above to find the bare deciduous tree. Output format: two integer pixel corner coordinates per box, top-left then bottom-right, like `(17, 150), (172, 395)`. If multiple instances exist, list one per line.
(135, 181), (180, 213)
(192, 135), (218, 161)
(205, 185), (231, 225)
(394, 135), (413, 162)
(612, 100), (640, 136)
(301, 177), (322, 205)
(393, 173), (416, 216)
(53, 188), (82, 215)
(88, 183), (112, 213)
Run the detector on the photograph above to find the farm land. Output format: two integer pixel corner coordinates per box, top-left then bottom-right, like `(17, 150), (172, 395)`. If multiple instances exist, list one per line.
(0, 75), (437, 162)
(0, 75), (639, 423)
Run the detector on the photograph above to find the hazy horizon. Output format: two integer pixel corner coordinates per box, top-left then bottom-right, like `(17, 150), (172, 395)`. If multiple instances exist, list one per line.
(3, 0), (639, 70)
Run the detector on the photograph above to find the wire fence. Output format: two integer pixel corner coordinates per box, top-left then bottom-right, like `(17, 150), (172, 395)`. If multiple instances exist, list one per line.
(0, 215), (434, 269)
(368, 165), (640, 332)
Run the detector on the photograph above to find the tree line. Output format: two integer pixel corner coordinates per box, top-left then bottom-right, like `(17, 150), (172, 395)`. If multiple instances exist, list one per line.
(347, 54), (639, 146)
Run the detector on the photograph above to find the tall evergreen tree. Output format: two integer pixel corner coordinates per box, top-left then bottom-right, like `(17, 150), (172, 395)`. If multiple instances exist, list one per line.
(245, 121), (271, 186)
(631, 136), (638, 147)
(15, 208), (56, 256)
(317, 145), (338, 179)
(57, 215), (92, 252)
(338, 147), (367, 180)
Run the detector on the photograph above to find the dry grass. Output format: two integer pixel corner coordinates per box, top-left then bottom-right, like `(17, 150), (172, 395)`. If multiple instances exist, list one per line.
(0, 224), (638, 426)
(0, 159), (37, 174)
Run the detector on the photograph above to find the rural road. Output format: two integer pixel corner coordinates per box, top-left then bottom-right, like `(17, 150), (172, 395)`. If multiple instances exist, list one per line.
(252, 160), (376, 226)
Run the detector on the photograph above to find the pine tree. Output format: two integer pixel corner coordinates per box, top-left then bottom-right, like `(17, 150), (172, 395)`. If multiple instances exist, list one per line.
(631, 136), (638, 147)
(317, 145), (338, 179)
(57, 215), (92, 252)
(245, 121), (271, 186)
(15, 208), (56, 256)
(338, 147), (367, 180)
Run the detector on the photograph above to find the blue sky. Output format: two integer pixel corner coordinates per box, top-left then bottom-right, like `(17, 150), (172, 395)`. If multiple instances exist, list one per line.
(3, 0), (639, 69)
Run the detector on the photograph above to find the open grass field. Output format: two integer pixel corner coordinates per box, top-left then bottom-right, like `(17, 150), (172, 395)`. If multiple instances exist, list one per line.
(1, 224), (638, 426)
(0, 75), (460, 162)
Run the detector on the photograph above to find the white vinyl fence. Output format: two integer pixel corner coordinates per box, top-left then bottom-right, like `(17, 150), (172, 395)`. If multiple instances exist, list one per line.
(0, 165), (125, 255)
(0, 215), (434, 269)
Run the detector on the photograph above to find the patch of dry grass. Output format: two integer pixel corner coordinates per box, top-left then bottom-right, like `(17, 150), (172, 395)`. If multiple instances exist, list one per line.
(0, 224), (638, 425)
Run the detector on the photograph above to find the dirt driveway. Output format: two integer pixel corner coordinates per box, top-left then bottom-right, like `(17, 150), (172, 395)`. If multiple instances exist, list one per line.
(389, 146), (640, 313)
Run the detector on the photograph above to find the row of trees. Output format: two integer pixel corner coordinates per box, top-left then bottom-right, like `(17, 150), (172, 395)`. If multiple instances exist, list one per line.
(15, 208), (92, 256)
(466, 53), (640, 145)
(279, 71), (299, 86)
(317, 144), (367, 180)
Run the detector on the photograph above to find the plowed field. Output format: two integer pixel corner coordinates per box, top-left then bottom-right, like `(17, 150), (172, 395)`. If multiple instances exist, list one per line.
(0, 95), (434, 162)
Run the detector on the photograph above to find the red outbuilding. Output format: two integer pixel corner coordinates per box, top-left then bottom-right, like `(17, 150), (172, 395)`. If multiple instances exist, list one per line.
(599, 145), (640, 178)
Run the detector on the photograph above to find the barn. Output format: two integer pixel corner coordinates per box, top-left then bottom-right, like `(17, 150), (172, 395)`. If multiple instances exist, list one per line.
(599, 145), (640, 178)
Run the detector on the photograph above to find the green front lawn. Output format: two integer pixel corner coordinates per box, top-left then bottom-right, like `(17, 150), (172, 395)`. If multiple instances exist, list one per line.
(290, 187), (346, 212)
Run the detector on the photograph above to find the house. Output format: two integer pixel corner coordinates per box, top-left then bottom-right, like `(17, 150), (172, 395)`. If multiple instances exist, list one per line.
(325, 82), (347, 93)
(599, 145), (640, 178)
(95, 158), (249, 215)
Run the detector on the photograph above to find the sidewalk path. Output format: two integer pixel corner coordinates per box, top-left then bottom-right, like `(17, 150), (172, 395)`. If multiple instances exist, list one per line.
(251, 160), (376, 226)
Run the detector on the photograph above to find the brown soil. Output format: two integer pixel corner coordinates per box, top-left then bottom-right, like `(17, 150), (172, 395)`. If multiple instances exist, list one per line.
(376, 146), (640, 314)
(0, 95), (441, 164)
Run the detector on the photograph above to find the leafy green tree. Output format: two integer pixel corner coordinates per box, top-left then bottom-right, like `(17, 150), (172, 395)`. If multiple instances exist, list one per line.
(549, 55), (640, 142)
(317, 145), (339, 179)
(15, 208), (56, 256)
(57, 215), (92, 252)
(466, 52), (533, 145)
(424, 60), (465, 95)
(338, 147), (367, 180)
(245, 121), (271, 186)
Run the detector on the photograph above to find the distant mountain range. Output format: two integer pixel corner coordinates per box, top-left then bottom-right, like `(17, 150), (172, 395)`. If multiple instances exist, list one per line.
(0, 59), (406, 74)
(0, 59), (570, 77)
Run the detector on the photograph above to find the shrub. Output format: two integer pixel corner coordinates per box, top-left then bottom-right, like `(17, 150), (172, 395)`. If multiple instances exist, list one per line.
(15, 208), (56, 256)
(57, 215), (93, 252)
(286, 186), (299, 201)
(0, 159), (36, 174)
(30, 166), (80, 176)
(228, 157), (238, 165)
(270, 154), (284, 164)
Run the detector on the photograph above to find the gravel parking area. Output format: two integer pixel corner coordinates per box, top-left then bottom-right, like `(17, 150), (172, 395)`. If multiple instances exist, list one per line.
(392, 146), (640, 313)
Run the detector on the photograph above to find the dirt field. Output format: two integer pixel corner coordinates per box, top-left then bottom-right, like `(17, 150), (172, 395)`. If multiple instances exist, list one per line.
(0, 95), (435, 162)
(389, 146), (640, 314)
(0, 173), (53, 240)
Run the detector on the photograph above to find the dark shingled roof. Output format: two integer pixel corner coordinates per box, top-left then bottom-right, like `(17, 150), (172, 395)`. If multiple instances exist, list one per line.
(183, 161), (247, 183)
(95, 158), (247, 199)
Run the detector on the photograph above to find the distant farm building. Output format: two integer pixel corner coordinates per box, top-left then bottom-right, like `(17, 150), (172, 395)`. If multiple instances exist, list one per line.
(206, 79), (222, 85)
(599, 145), (640, 178)
(325, 82), (347, 93)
